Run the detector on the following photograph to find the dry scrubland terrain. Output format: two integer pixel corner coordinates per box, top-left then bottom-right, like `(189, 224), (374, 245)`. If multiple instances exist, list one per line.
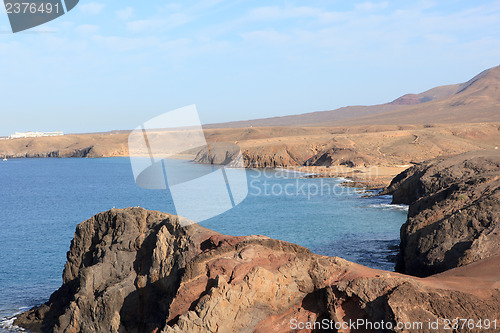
(2, 66), (499, 186)
(1, 123), (499, 167)
(1, 123), (498, 187)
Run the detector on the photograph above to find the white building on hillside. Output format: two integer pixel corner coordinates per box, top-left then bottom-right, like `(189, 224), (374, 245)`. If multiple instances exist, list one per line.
(8, 131), (64, 139)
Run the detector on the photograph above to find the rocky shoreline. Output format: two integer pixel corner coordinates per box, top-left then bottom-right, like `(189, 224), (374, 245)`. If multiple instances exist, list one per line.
(2, 122), (499, 190)
(382, 150), (500, 277)
(13, 150), (500, 332)
(14, 208), (500, 333)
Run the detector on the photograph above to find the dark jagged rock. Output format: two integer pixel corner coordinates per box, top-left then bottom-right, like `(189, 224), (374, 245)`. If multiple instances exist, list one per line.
(193, 141), (374, 168)
(305, 146), (373, 167)
(383, 150), (500, 277)
(192, 143), (243, 166)
(6, 146), (98, 159)
(15, 208), (500, 333)
(193, 142), (305, 168)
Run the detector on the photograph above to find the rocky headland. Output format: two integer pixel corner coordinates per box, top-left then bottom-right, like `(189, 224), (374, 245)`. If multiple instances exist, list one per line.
(0, 133), (130, 159)
(382, 150), (500, 277)
(15, 164), (500, 333)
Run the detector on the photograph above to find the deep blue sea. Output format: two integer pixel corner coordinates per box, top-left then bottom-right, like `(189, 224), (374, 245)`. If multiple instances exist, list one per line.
(0, 158), (407, 331)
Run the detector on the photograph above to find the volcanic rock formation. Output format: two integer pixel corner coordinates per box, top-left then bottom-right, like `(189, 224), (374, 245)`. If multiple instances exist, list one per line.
(15, 207), (500, 333)
(383, 150), (500, 277)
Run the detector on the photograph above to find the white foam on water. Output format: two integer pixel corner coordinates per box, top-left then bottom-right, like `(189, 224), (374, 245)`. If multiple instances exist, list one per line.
(274, 168), (317, 177)
(0, 307), (29, 332)
(335, 177), (353, 182)
(0, 317), (24, 332)
(367, 203), (409, 211)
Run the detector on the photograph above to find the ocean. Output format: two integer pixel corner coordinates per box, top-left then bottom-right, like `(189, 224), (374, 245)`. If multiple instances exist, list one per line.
(0, 158), (407, 331)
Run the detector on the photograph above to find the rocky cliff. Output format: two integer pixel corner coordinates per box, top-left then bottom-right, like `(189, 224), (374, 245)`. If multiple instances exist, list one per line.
(15, 208), (500, 333)
(0, 133), (130, 159)
(383, 150), (500, 277)
(2, 123), (499, 180)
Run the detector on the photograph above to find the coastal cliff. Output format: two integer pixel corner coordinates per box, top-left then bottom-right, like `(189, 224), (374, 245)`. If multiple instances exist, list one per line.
(15, 208), (500, 333)
(2, 123), (499, 172)
(383, 150), (500, 277)
(0, 133), (130, 159)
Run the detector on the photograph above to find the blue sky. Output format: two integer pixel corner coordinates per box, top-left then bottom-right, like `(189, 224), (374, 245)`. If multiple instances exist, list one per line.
(0, 0), (500, 136)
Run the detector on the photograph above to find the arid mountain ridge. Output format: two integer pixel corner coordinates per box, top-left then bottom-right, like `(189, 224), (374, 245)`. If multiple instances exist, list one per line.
(204, 65), (500, 128)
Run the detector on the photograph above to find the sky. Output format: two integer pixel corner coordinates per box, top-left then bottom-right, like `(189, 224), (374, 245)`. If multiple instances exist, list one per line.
(0, 0), (500, 136)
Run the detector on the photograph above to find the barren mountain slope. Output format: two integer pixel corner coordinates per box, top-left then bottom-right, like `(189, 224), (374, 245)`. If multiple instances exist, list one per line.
(334, 66), (500, 126)
(204, 65), (500, 128)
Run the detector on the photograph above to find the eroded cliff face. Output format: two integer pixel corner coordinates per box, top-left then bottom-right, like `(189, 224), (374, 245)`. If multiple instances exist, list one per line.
(193, 142), (309, 168)
(15, 208), (500, 333)
(383, 150), (500, 277)
(192, 141), (375, 169)
(0, 134), (130, 159)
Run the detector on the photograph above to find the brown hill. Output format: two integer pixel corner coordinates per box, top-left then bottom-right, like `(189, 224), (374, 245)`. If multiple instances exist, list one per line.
(205, 65), (500, 128)
(203, 104), (406, 128)
(389, 83), (461, 105)
(334, 66), (500, 126)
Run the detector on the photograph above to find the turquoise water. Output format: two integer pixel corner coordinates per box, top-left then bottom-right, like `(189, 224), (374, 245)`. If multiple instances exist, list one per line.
(0, 158), (407, 331)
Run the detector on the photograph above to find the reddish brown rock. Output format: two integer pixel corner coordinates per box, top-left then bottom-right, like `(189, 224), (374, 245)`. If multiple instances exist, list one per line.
(14, 208), (500, 333)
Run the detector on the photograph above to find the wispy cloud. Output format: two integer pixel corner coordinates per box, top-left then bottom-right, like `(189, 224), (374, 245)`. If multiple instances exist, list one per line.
(2, 0), (500, 135)
(247, 6), (323, 21)
(79, 2), (104, 15)
(92, 35), (160, 52)
(355, 2), (389, 11)
(75, 24), (99, 35)
(116, 7), (133, 20)
(127, 19), (165, 33)
(126, 11), (193, 33)
(240, 30), (290, 44)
